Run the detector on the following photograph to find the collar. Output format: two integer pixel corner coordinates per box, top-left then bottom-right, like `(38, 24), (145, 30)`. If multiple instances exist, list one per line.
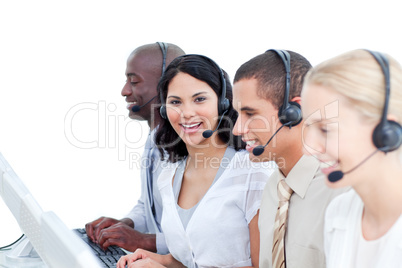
(278, 155), (320, 199)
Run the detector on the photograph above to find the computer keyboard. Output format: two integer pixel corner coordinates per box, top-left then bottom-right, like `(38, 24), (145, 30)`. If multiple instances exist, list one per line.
(74, 228), (126, 268)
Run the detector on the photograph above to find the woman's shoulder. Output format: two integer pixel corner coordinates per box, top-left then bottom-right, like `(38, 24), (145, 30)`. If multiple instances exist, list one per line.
(325, 189), (361, 228)
(328, 189), (360, 211)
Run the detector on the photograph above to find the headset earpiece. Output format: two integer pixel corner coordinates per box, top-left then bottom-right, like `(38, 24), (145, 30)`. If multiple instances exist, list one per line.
(215, 61), (229, 116)
(267, 49), (303, 128)
(157, 42), (168, 120)
(372, 120), (402, 152)
(219, 96), (230, 116)
(279, 101), (302, 127)
(367, 50), (402, 153)
(160, 105), (167, 119)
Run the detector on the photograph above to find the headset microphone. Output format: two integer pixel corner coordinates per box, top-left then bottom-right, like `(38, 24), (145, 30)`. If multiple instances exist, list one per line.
(202, 110), (228, 138)
(251, 49), (303, 157)
(252, 123), (288, 156)
(327, 149), (379, 183)
(328, 50), (402, 183)
(131, 95), (157, 112)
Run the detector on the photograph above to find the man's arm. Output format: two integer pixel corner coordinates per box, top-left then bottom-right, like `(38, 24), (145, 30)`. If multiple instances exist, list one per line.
(85, 216), (157, 252)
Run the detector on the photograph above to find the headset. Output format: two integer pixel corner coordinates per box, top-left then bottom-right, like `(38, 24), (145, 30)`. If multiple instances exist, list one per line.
(267, 49), (303, 128)
(131, 42), (168, 113)
(159, 54), (230, 120)
(251, 49), (303, 156)
(327, 50), (402, 182)
(367, 50), (402, 152)
(157, 42), (168, 75)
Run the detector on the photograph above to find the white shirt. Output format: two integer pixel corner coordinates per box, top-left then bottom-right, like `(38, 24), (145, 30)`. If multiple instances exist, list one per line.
(325, 190), (402, 268)
(354, 225), (388, 268)
(124, 129), (168, 253)
(158, 150), (275, 268)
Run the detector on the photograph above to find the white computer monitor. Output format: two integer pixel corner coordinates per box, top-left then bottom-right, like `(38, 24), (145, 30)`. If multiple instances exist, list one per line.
(0, 152), (102, 267)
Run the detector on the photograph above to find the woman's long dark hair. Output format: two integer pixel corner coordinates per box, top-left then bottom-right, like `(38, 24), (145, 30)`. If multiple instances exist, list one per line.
(155, 54), (245, 162)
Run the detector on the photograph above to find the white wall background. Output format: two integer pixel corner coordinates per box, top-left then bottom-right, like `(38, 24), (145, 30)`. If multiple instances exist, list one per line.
(1, 0), (401, 245)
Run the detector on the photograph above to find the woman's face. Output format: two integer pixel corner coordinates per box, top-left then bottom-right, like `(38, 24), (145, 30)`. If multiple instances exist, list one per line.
(301, 83), (378, 188)
(165, 72), (220, 148)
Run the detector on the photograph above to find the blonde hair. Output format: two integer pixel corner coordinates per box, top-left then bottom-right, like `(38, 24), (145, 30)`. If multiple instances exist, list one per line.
(303, 49), (402, 156)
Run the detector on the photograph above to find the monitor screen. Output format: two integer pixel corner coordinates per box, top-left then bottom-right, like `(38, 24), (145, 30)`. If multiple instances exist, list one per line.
(0, 152), (102, 267)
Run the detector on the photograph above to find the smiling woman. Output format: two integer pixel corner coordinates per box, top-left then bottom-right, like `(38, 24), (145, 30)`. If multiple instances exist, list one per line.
(116, 54), (275, 268)
(166, 72), (220, 146)
(156, 54), (242, 162)
(301, 49), (402, 267)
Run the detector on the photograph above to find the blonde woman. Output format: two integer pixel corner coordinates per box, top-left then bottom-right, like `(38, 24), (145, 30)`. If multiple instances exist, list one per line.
(302, 49), (402, 267)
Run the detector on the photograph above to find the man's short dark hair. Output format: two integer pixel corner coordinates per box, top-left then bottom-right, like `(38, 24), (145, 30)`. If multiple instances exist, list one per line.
(234, 50), (312, 109)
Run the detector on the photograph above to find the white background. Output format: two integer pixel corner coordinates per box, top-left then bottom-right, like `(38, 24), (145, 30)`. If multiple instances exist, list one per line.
(1, 0), (401, 245)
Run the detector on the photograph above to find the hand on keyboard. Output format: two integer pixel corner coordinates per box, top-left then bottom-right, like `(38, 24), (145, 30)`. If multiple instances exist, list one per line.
(75, 228), (126, 268)
(85, 217), (157, 252)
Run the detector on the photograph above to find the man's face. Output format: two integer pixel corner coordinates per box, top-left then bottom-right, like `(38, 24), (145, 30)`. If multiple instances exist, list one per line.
(121, 52), (160, 121)
(232, 78), (282, 162)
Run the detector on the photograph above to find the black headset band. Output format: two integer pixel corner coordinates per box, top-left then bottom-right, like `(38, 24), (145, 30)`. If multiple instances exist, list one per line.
(266, 49), (291, 115)
(265, 49), (302, 128)
(366, 50), (391, 130)
(157, 42), (168, 75)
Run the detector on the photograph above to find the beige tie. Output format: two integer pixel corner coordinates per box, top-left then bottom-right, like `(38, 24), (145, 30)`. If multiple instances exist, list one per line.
(272, 178), (293, 268)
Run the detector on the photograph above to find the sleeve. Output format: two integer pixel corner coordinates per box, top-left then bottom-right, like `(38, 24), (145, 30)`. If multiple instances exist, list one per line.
(156, 232), (169, 254)
(324, 198), (336, 262)
(124, 191), (147, 233)
(123, 146), (151, 233)
(244, 168), (272, 224)
(124, 130), (157, 233)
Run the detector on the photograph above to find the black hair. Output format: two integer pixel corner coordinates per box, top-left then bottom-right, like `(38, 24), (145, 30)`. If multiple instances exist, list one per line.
(155, 55), (245, 162)
(234, 50), (312, 109)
